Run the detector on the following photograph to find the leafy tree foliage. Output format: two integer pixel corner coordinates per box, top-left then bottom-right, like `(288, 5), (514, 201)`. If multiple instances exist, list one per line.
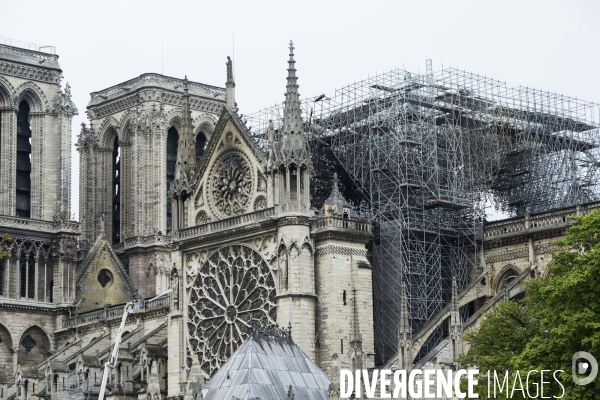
(458, 209), (600, 399)
(0, 233), (10, 260)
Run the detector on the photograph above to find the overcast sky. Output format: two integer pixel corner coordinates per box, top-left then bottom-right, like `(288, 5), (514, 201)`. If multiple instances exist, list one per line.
(3, 0), (600, 219)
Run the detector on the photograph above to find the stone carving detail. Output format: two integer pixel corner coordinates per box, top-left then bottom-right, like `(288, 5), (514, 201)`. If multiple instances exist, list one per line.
(187, 245), (276, 377)
(225, 131), (233, 143)
(195, 210), (210, 225)
(210, 153), (253, 216)
(485, 248), (529, 263)
(259, 235), (277, 260)
(254, 195), (266, 211)
(194, 184), (204, 208)
(314, 245), (367, 257)
(534, 243), (562, 255)
(249, 322), (292, 341)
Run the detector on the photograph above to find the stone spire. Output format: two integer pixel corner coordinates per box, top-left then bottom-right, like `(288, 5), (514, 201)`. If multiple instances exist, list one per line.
(226, 56), (236, 111)
(398, 278), (413, 371)
(349, 288), (364, 371)
(449, 271), (463, 361)
(175, 76), (195, 182)
(322, 172), (352, 216)
(267, 119), (275, 163)
(451, 271), (459, 314)
(350, 288), (362, 343)
(399, 279), (411, 341)
(280, 40), (304, 149)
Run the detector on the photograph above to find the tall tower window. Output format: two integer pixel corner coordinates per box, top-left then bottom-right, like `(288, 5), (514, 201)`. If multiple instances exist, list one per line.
(195, 131), (206, 166)
(166, 127), (179, 233)
(16, 100), (32, 218)
(19, 255), (34, 299)
(112, 136), (121, 243)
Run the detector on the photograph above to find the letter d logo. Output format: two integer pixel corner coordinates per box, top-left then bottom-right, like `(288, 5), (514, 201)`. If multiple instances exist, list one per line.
(572, 351), (598, 385)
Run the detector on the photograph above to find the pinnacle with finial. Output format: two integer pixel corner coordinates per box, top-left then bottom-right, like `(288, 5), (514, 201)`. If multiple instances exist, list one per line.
(451, 270), (458, 312)
(399, 278), (411, 337)
(350, 288), (361, 342)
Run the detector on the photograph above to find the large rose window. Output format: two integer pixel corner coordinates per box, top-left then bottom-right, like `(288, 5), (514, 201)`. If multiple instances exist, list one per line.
(210, 153), (253, 216)
(187, 245), (276, 377)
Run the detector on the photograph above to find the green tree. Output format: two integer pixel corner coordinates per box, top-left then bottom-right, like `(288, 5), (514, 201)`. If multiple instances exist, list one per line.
(0, 233), (10, 260)
(459, 209), (600, 399)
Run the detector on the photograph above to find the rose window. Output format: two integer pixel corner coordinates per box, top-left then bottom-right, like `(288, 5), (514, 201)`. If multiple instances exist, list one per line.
(187, 245), (276, 377)
(211, 153), (252, 216)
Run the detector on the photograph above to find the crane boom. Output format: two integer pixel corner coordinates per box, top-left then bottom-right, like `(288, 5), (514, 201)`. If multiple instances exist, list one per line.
(97, 289), (171, 400)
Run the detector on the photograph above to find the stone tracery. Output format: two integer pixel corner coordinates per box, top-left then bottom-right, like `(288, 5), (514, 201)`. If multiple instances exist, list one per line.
(187, 244), (276, 377)
(210, 152), (253, 216)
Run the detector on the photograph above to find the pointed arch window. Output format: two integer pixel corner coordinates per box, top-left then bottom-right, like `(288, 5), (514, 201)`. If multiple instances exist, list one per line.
(112, 136), (121, 243)
(166, 127), (179, 233)
(16, 100), (31, 218)
(195, 131), (206, 166)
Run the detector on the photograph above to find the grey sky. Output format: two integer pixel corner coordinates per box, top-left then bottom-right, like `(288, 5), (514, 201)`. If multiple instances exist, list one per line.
(3, 0), (600, 219)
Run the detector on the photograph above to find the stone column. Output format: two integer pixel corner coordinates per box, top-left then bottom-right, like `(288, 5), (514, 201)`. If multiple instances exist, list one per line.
(285, 167), (290, 205)
(296, 168), (301, 209)
(528, 237), (536, 268)
(43, 258), (47, 303)
(34, 256), (39, 301)
(24, 255), (29, 299)
(0, 108), (16, 214)
(304, 169), (310, 206)
(12, 346), (18, 375)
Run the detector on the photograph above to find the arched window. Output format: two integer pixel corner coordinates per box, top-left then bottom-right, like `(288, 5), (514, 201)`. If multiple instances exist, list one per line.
(166, 127), (179, 233)
(18, 326), (50, 368)
(195, 131), (206, 166)
(19, 254), (35, 299)
(496, 266), (520, 293)
(112, 136), (120, 243)
(16, 100), (32, 218)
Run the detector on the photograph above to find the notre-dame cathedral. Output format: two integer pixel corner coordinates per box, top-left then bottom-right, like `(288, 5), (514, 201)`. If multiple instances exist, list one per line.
(0, 40), (374, 399)
(2, 36), (597, 400)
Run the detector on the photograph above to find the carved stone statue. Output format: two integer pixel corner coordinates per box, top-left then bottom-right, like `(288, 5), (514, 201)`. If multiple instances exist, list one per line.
(171, 268), (179, 310)
(226, 56), (233, 81)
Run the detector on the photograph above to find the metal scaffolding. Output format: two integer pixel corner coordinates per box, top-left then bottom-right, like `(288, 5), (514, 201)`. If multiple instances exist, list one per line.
(247, 61), (600, 365)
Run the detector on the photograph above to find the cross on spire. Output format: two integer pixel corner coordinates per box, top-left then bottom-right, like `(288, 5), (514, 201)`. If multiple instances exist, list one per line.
(289, 40), (294, 54)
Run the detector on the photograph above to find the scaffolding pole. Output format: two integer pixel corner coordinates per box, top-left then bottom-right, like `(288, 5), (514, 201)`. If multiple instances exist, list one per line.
(247, 62), (600, 365)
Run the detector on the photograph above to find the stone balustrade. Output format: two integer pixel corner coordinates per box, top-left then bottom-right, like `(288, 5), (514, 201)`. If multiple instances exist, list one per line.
(90, 73), (225, 100)
(0, 215), (80, 234)
(311, 216), (372, 232)
(113, 234), (172, 251)
(176, 207), (276, 240)
(62, 295), (170, 328)
(0, 42), (58, 61)
(483, 202), (600, 239)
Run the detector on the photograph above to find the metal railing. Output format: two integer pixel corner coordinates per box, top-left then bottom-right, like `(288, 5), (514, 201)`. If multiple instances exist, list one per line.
(62, 294), (170, 328)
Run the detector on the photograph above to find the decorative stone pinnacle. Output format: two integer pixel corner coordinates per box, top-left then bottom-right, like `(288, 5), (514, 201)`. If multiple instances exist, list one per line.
(281, 40), (303, 142)
(250, 322), (293, 342)
(399, 278), (411, 337)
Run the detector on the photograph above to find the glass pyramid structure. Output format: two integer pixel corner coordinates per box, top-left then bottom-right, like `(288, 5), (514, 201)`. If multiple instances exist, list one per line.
(202, 326), (330, 400)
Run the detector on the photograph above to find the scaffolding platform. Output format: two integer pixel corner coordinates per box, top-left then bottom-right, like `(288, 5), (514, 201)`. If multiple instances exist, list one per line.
(417, 199), (470, 210)
(247, 60), (600, 365)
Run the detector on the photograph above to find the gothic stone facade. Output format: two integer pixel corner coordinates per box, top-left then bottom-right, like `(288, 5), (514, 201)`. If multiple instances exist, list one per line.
(0, 42), (81, 397)
(0, 41), (376, 400)
(2, 39), (590, 400)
